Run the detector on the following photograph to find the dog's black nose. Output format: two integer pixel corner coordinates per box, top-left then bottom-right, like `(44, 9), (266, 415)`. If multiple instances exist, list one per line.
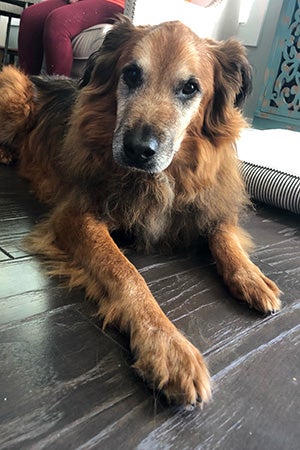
(123, 127), (159, 163)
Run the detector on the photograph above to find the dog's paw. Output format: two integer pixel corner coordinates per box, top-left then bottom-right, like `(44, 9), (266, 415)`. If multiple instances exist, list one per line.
(226, 265), (281, 314)
(132, 329), (211, 407)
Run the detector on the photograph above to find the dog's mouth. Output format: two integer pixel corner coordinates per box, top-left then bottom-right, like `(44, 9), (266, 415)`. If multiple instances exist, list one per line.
(112, 125), (175, 173)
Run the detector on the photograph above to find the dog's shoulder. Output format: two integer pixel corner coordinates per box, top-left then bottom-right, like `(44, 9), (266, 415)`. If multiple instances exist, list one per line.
(30, 74), (79, 116)
(30, 74), (78, 93)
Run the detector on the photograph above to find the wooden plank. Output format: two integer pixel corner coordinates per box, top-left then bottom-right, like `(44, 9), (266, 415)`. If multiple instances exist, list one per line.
(0, 167), (46, 257)
(0, 307), (148, 450)
(0, 257), (51, 299)
(0, 287), (85, 326)
(0, 235), (29, 260)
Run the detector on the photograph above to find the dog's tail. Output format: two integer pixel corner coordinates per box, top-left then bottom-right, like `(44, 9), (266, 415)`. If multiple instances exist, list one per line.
(0, 65), (35, 162)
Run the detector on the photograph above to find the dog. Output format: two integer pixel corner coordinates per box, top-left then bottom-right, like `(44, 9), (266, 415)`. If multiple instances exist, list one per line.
(0, 16), (281, 408)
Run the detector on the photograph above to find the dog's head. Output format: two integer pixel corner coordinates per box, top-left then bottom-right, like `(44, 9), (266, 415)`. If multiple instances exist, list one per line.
(82, 16), (252, 174)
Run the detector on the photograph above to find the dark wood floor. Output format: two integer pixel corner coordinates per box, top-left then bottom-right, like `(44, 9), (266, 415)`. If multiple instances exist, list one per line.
(0, 164), (299, 450)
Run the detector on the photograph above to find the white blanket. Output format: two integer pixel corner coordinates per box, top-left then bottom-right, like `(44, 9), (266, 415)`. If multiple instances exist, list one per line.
(237, 128), (300, 177)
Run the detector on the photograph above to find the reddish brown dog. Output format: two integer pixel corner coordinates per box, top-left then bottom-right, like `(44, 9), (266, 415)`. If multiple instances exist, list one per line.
(0, 17), (281, 408)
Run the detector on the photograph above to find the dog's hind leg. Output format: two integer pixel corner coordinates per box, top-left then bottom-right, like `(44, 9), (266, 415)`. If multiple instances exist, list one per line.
(0, 66), (35, 154)
(29, 204), (212, 407)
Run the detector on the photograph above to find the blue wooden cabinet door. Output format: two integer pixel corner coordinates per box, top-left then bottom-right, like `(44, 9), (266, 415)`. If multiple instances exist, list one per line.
(253, 0), (300, 131)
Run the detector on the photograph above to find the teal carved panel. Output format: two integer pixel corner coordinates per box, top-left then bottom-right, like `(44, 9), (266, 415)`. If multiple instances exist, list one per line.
(253, 0), (300, 131)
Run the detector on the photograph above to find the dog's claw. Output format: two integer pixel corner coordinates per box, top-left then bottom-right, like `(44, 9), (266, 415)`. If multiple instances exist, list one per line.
(184, 395), (203, 411)
(185, 403), (196, 411)
(196, 394), (202, 404)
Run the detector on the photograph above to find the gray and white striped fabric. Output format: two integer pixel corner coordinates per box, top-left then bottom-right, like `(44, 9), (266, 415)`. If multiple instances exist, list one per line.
(237, 128), (300, 215)
(239, 161), (300, 214)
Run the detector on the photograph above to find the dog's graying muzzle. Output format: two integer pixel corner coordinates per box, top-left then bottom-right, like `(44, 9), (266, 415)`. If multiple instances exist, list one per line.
(123, 126), (159, 165)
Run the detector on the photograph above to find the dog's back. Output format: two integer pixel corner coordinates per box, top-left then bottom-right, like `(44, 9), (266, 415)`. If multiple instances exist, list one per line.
(0, 66), (78, 202)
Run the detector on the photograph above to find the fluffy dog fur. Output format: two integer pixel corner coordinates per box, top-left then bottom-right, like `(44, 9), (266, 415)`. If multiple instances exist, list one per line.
(0, 17), (281, 407)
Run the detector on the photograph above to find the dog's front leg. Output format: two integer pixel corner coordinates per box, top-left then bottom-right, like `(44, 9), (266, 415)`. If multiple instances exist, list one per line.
(209, 223), (281, 313)
(52, 208), (211, 407)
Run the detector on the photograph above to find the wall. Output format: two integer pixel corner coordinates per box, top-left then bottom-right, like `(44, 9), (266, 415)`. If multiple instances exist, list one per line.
(0, 17), (20, 48)
(0, 17), (8, 46)
(132, 0), (242, 39)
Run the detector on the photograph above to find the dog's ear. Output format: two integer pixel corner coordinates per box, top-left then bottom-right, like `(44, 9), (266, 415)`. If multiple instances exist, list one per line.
(202, 39), (252, 140)
(80, 15), (136, 89)
(80, 50), (102, 88)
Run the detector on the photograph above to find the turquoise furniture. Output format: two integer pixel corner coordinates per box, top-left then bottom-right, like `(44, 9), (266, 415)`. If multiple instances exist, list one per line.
(253, 0), (300, 131)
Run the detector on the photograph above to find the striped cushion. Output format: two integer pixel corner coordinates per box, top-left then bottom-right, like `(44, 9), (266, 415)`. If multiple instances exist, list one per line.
(239, 161), (300, 214)
(237, 129), (300, 214)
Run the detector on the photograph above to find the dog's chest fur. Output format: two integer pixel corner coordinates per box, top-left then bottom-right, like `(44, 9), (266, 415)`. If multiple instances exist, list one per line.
(98, 171), (205, 252)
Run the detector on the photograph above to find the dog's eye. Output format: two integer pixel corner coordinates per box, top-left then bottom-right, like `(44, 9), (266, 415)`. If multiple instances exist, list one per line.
(122, 65), (143, 89)
(180, 80), (200, 98)
(176, 79), (200, 103)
